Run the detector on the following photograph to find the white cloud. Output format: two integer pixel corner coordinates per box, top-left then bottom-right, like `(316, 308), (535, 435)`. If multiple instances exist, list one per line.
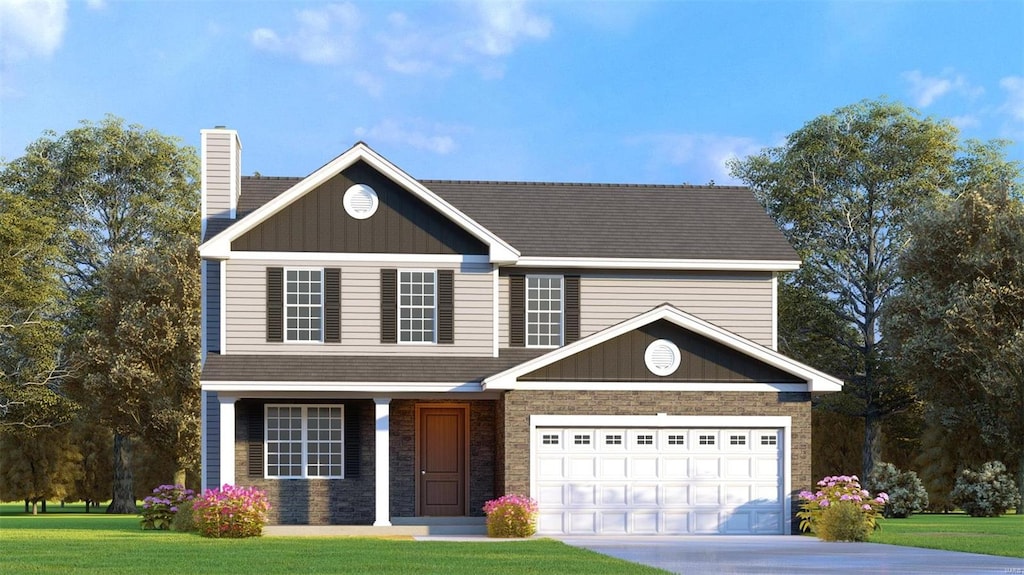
(999, 76), (1024, 123)
(467, 0), (551, 57)
(250, 3), (361, 65)
(85, 0), (105, 9)
(0, 0), (68, 61)
(949, 115), (980, 129)
(902, 69), (983, 108)
(354, 119), (460, 155)
(630, 133), (765, 185)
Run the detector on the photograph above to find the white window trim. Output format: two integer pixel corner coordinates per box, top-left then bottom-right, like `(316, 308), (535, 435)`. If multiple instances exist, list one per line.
(264, 404), (345, 479)
(525, 274), (564, 348)
(284, 267), (325, 344)
(398, 269), (437, 344)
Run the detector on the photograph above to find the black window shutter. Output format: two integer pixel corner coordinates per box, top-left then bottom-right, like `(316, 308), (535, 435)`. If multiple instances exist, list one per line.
(248, 402), (264, 478)
(266, 267), (283, 342)
(324, 268), (341, 343)
(437, 269), (454, 344)
(380, 269), (397, 344)
(564, 275), (581, 344)
(509, 274), (525, 347)
(344, 402), (361, 478)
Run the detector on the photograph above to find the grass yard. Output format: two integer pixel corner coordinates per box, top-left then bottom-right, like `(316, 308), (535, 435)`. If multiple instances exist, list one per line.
(0, 510), (669, 575)
(870, 512), (1024, 558)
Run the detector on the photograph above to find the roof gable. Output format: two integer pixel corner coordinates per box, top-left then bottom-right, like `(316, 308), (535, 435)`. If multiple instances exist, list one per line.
(199, 143), (519, 262)
(230, 160), (488, 255)
(484, 304), (843, 392)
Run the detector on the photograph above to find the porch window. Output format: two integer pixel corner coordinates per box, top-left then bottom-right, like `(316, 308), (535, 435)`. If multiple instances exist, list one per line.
(265, 405), (344, 478)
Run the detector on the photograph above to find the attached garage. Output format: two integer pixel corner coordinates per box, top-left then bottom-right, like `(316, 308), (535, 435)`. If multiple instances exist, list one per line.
(530, 415), (791, 535)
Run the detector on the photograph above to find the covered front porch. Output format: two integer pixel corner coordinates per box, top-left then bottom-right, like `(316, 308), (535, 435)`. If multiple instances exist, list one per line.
(202, 392), (501, 526)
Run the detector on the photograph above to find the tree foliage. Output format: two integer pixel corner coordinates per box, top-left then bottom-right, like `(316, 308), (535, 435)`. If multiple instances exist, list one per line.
(886, 180), (1024, 511)
(0, 427), (81, 513)
(730, 98), (958, 478)
(1, 116), (200, 513)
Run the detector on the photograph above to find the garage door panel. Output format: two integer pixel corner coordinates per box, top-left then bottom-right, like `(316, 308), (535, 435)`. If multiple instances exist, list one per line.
(535, 426), (784, 535)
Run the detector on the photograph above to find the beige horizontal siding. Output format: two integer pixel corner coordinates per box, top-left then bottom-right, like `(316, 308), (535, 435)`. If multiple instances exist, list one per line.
(203, 132), (232, 219)
(224, 259), (494, 356)
(498, 272), (775, 347)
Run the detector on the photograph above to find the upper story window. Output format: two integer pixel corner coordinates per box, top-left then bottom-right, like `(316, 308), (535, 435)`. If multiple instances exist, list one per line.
(526, 275), (562, 347)
(399, 270), (436, 343)
(285, 268), (323, 342)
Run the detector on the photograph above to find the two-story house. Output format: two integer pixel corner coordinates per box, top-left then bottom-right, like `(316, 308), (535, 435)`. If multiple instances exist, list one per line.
(198, 128), (842, 536)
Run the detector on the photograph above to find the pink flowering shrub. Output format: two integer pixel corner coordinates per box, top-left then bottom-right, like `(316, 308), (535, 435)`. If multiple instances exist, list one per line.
(140, 484), (195, 530)
(191, 485), (271, 538)
(483, 494), (538, 538)
(797, 475), (888, 542)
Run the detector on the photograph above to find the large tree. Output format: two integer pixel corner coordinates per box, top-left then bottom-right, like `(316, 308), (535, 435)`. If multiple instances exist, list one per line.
(1, 116), (199, 513)
(730, 99), (959, 478)
(886, 180), (1024, 511)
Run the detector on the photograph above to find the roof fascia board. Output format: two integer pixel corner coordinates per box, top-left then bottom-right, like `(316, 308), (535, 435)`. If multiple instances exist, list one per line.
(198, 142), (519, 263)
(224, 251), (490, 264)
(202, 381), (486, 393)
(483, 304), (843, 392)
(513, 257), (801, 272)
(490, 381), (810, 392)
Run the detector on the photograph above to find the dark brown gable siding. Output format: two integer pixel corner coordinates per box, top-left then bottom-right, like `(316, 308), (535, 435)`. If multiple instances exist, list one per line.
(231, 161), (488, 255)
(519, 319), (805, 383)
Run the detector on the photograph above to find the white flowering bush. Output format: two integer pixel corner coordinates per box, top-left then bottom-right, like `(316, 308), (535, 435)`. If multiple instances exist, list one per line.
(797, 475), (887, 542)
(950, 461), (1021, 517)
(866, 462), (929, 518)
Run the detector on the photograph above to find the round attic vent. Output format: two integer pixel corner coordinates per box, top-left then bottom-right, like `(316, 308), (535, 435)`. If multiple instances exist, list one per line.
(644, 339), (681, 377)
(343, 184), (379, 219)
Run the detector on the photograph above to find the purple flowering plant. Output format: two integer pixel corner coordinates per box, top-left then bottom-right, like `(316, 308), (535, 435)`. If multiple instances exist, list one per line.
(191, 484), (271, 538)
(483, 494), (539, 538)
(797, 475), (889, 541)
(140, 484), (195, 530)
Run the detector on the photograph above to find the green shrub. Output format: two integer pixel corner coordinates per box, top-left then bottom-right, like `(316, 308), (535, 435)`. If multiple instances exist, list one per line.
(483, 494), (538, 538)
(170, 499), (195, 532)
(815, 501), (872, 542)
(797, 475), (886, 541)
(950, 461), (1021, 517)
(192, 485), (271, 538)
(140, 485), (195, 531)
(867, 462), (929, 518)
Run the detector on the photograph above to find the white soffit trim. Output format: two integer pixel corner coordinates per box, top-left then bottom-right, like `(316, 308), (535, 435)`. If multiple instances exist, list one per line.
(225, 251), (490, 264)
(531, 414), (792, 429)
(513, 257), (802, 272)
(483, 303), (844, 393)
(201, 381), (486, 393)
(198, 142), (520, 263)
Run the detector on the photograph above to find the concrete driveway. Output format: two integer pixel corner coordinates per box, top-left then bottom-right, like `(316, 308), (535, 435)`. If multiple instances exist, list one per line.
(558, 536), (1024, 575)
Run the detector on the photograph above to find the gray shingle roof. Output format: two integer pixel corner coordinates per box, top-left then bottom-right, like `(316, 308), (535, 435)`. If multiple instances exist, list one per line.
(201, 349), (547, 382)
(205, 175), (796, 262)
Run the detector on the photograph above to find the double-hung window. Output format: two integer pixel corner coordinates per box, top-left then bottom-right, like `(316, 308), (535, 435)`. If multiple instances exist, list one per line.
(526, 275), (562, 347)
(399, 270), (436, 343)
(285, 268), (323, 342)
(265, 405), (344, 478)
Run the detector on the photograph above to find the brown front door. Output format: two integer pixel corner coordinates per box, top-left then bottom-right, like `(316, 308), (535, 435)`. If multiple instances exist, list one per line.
(416, 405), (468, 516)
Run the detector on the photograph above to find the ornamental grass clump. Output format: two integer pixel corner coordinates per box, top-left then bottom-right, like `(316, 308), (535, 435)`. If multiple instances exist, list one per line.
(483, 494), (538, 538)
(140, 484), (195, 531)
(797, 475), (888, 542)
(191, 485), (271, 538)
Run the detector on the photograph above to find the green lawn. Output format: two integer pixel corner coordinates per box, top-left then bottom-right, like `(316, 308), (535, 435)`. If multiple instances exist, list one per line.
(0, 510), (669, 575)
(870, 512), (1024, 558)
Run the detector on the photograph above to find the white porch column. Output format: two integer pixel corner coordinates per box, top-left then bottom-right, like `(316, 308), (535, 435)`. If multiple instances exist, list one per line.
(218, 395), (237, 488)
(373, 398), (392, 527)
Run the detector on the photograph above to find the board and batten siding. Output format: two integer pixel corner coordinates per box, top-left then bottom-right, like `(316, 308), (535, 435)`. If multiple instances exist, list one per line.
(499, 272), (775, 348)
(224, 259), (494, 355)
(203, 131), (233, 219)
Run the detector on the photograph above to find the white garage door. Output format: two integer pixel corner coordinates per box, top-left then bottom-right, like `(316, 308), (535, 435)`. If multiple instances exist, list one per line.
(534, 427), (784, 535)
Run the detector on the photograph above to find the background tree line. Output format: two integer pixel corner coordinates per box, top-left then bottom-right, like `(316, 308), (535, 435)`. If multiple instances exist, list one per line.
(1, 101), (1020, 514)
(0, 115), (200, 513)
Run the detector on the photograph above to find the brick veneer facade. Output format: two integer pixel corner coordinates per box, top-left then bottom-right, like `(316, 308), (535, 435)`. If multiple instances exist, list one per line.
(497, 390), (813, 533)
(234, 398), (497, 525)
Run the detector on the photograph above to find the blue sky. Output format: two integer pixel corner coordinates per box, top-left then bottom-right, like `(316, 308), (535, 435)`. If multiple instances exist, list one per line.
(2, 0), (1022, 185)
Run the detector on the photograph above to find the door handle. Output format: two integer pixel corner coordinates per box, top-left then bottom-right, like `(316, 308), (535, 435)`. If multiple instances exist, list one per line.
(421, 470), (426, 475)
